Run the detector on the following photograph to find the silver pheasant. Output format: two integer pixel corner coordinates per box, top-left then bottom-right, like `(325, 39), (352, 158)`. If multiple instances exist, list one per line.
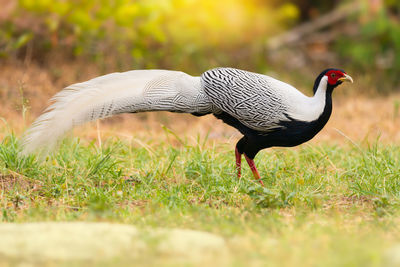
(21, 68), (353, 185)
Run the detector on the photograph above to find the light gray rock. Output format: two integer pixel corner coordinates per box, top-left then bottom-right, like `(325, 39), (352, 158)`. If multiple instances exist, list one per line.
(0, 222), (228, 265)
(385, 244), (400, 267)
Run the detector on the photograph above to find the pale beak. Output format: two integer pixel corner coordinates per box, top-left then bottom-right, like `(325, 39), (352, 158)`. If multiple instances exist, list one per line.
(338, 73), (353, 83)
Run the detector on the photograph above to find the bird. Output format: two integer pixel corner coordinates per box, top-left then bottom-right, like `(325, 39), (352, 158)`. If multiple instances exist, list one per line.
(20, 68), (353, 185)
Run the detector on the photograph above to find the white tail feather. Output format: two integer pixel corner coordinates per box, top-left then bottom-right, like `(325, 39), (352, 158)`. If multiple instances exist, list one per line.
(20, 70), (212, 155)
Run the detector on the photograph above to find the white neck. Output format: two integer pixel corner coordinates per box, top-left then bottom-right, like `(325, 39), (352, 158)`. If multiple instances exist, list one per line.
(312, 76), (328, 101)
(286, 76), (328, 122)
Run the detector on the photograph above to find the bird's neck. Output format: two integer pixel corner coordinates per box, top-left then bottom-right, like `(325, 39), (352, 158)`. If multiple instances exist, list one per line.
(303, 76), (331, 118)
(284, 76), (333, 123)
(311, 76), (335, 108)
(310, 76), (333, 126)
(312, 76), (333, 99)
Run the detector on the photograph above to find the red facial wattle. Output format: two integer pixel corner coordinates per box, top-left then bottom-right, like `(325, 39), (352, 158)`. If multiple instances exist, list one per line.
(326, 70), (353, 85)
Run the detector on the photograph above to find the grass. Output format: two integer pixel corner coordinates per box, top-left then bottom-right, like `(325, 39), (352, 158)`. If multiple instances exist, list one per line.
(1, 130), (400, 266)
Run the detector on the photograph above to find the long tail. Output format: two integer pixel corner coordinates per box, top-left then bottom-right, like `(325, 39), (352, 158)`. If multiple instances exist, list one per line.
(20, 70), (213, 155)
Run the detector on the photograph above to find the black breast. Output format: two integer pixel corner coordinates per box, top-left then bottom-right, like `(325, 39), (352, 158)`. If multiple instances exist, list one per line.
(252, 88), (334, 150)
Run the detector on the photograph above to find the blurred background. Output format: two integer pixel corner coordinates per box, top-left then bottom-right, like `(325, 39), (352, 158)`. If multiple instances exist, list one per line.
(0, 0), (399, 142)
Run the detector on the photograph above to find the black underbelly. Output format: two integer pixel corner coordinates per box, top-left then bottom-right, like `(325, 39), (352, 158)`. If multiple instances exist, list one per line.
(213, 109), (332, 150)
(255, 127), (319, 148)
(254, 116), (330, 149)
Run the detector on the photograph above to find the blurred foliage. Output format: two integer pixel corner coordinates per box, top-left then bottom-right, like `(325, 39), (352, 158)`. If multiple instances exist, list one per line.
(0, 0), (298, 72)
(335, 0), (400, 91)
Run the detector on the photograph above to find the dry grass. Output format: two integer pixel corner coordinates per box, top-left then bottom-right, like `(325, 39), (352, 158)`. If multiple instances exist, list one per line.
(0, 173), (42, 192)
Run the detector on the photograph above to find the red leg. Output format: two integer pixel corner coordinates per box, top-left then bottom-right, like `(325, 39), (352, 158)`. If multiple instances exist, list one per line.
(244, 154), (264, 186)
(235, 147), (242, 178)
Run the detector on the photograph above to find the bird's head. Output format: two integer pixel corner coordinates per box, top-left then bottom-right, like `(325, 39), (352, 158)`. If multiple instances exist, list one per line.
(313, 68), (353, 94)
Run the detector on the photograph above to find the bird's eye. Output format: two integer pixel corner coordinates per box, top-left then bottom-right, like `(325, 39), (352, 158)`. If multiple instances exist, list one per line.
(331, 73), (336, 78)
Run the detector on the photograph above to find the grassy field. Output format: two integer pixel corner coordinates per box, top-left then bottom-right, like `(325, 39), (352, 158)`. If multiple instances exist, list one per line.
(0, 62), (400, 266)
(1, 125), (400, 266)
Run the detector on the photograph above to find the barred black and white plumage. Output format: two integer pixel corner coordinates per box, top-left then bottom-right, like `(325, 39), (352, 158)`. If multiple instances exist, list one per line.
(20, 67), (353, 185)
(202, 68), (291, 132)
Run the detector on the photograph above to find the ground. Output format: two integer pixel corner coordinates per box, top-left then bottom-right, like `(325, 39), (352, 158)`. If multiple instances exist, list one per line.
(1, 61), (400, 266)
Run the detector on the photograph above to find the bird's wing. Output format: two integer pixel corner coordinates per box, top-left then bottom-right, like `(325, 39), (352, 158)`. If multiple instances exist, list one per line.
(201, 68), (298, 132)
